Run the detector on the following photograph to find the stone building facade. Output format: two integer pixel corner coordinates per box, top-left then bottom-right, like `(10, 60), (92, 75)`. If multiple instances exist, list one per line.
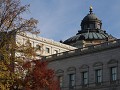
(46, 39), (120, 90)
(16, 33), (76, 58)
(45, 7), (120, 90)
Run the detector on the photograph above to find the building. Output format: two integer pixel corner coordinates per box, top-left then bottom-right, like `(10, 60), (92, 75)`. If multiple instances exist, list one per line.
(15, 32), (76, 58)
(45, 7), (120, 90)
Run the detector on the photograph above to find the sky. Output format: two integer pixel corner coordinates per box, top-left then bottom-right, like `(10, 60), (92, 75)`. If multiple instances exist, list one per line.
(21, 0), (120, 41)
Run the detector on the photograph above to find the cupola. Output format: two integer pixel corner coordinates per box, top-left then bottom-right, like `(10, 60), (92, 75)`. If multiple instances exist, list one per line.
(63, 6), (116, 48)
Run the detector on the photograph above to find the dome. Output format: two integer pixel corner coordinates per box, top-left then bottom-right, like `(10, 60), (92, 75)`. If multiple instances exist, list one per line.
(81, 6), (100, 22)
(82, 13), (100, 22)
(63, 7), (116, 46)
(64, 31), (114, 44)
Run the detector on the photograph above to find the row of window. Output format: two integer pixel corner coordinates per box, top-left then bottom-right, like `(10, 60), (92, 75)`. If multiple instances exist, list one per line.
(82, 23), (101, 30)
(22, 39), (59, 54)
(58, 67), (117, 88)
(36, 45), (58, 54)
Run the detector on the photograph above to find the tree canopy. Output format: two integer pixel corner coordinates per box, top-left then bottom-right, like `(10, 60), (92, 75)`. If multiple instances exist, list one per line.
(0, 0), (60, 90)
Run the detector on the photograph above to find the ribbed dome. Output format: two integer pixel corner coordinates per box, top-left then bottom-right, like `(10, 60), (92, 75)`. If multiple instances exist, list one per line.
(64, 31), (114, 44)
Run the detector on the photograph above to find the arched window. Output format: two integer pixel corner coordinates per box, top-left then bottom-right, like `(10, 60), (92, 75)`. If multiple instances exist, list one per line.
(107, 59), (118, 82)
(93, 62), (103, 85)
(56, 69), (64, 88)
(80, 64), (89, 87)
(67, 67), (76, 89)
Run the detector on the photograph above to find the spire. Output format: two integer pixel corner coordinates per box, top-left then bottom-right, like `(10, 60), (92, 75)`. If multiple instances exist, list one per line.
(89, 6), (93, 14)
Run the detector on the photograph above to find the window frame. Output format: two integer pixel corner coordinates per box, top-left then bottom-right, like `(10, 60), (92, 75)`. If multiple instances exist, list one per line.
(58, 76), (63, 88)
(110, 67), (117, 82)
(69, 73), (75, 89)
(54, 50), (58, 54)
(95, 69), (102, 84)
(82, 71), (88, 86)
(45, 47), (50, 53)
(36, 45), (41, 50)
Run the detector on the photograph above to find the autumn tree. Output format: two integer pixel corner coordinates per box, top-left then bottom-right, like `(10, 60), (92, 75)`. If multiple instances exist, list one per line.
(22, 60), (60, 90)
(0, 0), (60, 90)
(0, 0), (39, 89)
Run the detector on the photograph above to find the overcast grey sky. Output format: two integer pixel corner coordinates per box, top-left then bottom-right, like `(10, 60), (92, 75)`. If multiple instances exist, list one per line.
(22, 0), (120, 41)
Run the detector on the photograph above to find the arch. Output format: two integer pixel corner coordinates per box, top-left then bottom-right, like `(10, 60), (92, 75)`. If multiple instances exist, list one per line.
(67, 67), (76, 72)
(93, 62), (103, 67)
(107, 59), (118, 67)
(56, 69), (64, 74)
(107, 59), (118, 64)
(80, 64), (89, 69)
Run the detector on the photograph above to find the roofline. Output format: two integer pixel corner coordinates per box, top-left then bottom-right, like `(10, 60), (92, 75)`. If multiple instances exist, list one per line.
(44, 39), (120, 61)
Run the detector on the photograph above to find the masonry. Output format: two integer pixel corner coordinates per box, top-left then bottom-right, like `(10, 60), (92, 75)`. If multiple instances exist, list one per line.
(45, 39), (120, 90)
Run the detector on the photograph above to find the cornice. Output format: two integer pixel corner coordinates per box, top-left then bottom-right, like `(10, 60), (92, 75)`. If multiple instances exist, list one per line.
(44, 39), (120, 62)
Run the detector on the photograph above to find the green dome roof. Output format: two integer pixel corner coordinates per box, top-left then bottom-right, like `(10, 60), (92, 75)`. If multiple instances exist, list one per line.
(64, 30), (114, 44)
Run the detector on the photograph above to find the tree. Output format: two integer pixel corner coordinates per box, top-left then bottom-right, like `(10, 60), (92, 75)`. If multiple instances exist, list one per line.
(0, 0), (39, 89)
(0, 0), (60, 90)
(22, 60), (60, 90)
(0, 0), (39, 34)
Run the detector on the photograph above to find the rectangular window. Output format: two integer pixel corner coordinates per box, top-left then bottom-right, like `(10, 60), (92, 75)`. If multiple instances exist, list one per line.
(82, 71), (88, 85)
(58, 76), (63, 88)
(69, 74), (75, 88)
(46, 47), (50, 53)
(96, 69), (102, 83)
(36, 45), (41, 50)
(54, 50), (58, 54)
(111, 67), (117, 81)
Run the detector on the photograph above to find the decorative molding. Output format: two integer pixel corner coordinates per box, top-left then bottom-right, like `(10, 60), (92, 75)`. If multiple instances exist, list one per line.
(107, 59), (118, 67)
(80, 64), (89, 69)
(45, 39), (120, 61)
(67, 67), (76, 72)
(79, 64), (89, 72)
(55, 69), (64, 76)
(93, 62), (103, 67)
(108, 59), (118, 64)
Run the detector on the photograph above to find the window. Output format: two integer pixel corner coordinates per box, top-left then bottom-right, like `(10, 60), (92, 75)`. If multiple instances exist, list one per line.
(82, 71), (88, 85)
(36, 45), (41, 50)
(111, 67), (117, 81)
(84, 25), (87, 29)
(46, 47), (50, 53)
(89, 24), (94, 29)
(58, 76), (63, 88)
(54, 50), (58, 54)
(69, 74), (75, 88)
(95, 69), (102, 84)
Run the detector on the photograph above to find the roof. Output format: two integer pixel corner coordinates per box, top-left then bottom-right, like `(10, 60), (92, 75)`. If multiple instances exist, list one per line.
(64, 30), (114, 44)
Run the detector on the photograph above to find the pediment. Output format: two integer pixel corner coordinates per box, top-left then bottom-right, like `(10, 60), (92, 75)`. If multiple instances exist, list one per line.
(108, 59), (118, 64)
(56, 69), (64, 74)
(67, 67), (76, 72)
(80, 64), (89, 69)
(93, 62), (103, 67)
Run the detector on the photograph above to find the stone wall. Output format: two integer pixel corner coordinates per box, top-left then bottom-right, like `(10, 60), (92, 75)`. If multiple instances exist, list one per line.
(46, 39), (120, 90)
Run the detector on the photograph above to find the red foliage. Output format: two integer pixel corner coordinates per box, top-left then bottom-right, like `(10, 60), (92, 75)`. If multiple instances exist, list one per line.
(23, 60), (60, 90)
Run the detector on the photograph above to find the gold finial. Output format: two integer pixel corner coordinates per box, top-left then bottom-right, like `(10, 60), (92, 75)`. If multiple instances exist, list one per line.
(90, 6), (93, 10)
(89, 6), (93, 14)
